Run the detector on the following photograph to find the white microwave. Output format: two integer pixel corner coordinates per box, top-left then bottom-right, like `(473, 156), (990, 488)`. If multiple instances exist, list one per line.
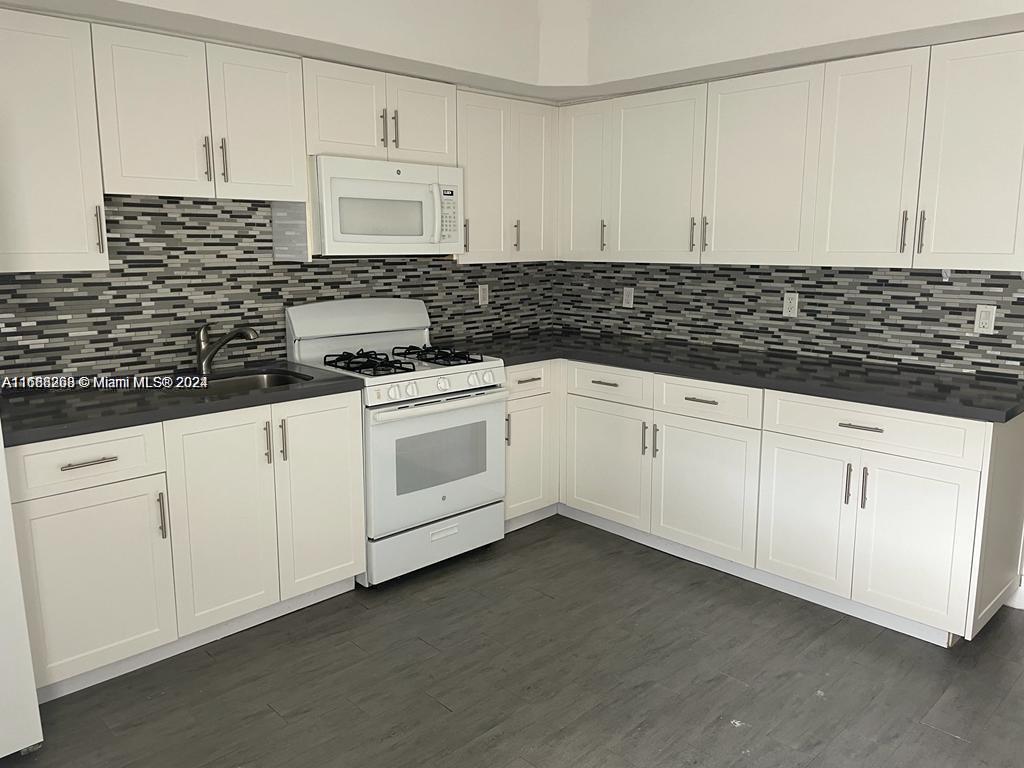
(308, 156), (464, 256)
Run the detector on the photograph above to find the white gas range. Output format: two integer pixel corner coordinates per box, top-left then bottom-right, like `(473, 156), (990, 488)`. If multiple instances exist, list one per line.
(285, 299), (507, 585)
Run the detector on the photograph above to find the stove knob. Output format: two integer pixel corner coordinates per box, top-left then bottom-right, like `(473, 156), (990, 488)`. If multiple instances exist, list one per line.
(387, 385), (401, 400)
(436, 377), (450, 392)
(405, 382), (418, 398)
(467, 372), (480, 387)
(482, 370), (495, 385)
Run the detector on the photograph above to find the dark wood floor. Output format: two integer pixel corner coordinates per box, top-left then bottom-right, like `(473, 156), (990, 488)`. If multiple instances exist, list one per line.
(4, 515), (1024, 768)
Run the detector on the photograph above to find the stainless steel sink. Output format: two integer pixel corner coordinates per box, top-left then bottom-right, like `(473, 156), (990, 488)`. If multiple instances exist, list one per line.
(203, 369), (312, 395)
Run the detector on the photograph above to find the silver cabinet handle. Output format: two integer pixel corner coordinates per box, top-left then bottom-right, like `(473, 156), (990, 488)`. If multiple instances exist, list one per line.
(263, 420), (273, 464)
(157, 491), (168, 539)
(844, 462), (853, 505)
(380, 108), (388, 147)
(916, 210), (925, 254)
(220, 137), (230, 182)
(689, 217), (696, 252)
(516, 376), (542, 384)
(95, 205), (105, 253)
(837, 422), (884, 434)
(392, 110), (399, 147)
(203, 136), (213, 181)
(279, 419), (289, 461)
(860, 466), (869, 509)
(684, 396), (719, 406)
(600, 219), (607, 251)
(652, 424), (660, 458)
(591, 379), (619, 388)
(505, 414), (511, 446)
(701, 216), (709, 252)
(641, 421), (648, 456)
(513, 219), (521, 251)
(899, 209), (909, 253)
(464, 218), (470, 252)
(60, 455), (118, 472)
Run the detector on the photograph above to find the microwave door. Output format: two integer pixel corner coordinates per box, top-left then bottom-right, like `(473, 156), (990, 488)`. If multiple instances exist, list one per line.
(326, 177), (435, 248)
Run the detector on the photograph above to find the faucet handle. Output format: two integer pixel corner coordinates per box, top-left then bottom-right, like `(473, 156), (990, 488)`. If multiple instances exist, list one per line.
(195, 322), (213, 341)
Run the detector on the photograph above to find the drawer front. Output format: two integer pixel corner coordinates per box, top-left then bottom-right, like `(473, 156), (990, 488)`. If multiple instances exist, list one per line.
(655, 374), (763, 428)
(6, 424), (166, 502)
(506, 362), (552, 399)
(763, 391), (988, 470)
(567, 362), (653, 407)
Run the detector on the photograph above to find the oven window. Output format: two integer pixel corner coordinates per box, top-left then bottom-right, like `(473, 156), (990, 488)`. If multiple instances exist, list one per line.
(338, 197), (424, 236)
(395, 421), (487, 495)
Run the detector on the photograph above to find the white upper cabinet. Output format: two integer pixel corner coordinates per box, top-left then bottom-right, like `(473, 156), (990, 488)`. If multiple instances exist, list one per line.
(703, 65), (824, 265)
(510, 100), (559, 261)
(206, 44), (307, 202)
(458, 92), (512, 261)
(609, 85), (707, 263)
(385, 73), (457, 165)
(915, 33), (1024, 271)
(0, 10), (106, 273)
(93, 26), (215, 197)
(560, 101), (613, 260)
(813, 49), (929, 267)
(302, 59), (388, 159)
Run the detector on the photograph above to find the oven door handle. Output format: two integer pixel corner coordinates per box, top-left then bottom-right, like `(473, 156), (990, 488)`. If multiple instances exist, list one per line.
(371, 389), (509, 423)
(430, 183), (442, 243)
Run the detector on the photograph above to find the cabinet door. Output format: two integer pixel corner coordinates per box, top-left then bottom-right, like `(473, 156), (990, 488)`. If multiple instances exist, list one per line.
(385, 74), (457, 165)
(510, 100), (559, 261)
(609, 85), (707, 264)
(93, 25), (215, 197)
(206, 44), (307, 201)
(164, 407), (279, 635)
(14, 475), (176, 685)
(506, 393), (559, 520)
(852, 452), (979, 633)
(564, 395), (652, 532)
(302, 59), (387, 158)
(813, 49), (929, 267)
(0, 10), (106, 272)
(703, 65), (824, 265)
(916, 33), (1024, 271)
(757, 432), (859, 597)
(272, 394), (366, 600)
(651, 413), (760, 566)
(559, 102), (613, 260)
(457, 91), (512, 262)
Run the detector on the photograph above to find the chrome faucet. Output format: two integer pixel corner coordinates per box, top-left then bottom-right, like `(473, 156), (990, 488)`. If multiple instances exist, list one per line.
(195, 322), (259, 375)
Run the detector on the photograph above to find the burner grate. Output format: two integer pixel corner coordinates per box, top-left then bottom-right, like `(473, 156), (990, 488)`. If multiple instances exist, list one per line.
(392, 345), (484, 366)
(323, 349), (415, 376)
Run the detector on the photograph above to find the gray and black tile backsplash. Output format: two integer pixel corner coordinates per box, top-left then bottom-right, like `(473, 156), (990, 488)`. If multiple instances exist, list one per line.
(1, 194), (1023, 378)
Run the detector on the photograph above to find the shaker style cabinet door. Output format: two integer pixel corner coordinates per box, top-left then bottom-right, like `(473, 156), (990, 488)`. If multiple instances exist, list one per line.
(302, 59), (388, 159)
(813, 48), (929, 267)
(384, 74), (457, 165)
(206, 44), (307, 201)
(915, 33), (1024, 271)
(506, 393), (559, 520)
(608, 85), (707, 264)
(457, 91), (513, 262)
(13, 475), (177, 686)
(702, 65), (824, 265)
(93, 25), (215, 197)
(510, 100), (559, 261)
(0, 9), (106, 272)
(559, 102), (613, 260)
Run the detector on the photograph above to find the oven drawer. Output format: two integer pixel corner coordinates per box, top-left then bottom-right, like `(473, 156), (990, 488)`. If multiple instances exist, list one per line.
(365, 502), (505, 584)
(654, 374), (763, 428)
(506, 362), (552, 399)
(763, 390), (988, 469)
(6, 424), (166, 503)
(567, 362), (653, 407)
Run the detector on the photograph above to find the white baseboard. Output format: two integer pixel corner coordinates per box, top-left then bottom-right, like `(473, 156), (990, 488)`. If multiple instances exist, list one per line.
(1005, 585), (1024, 610)
(505, 504), (558, 533)
(556, 505), (955, 648)
(36, 578), (355, 704)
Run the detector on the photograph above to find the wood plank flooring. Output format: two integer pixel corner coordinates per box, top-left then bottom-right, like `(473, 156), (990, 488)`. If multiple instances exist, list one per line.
(4, 515), (1024, 768)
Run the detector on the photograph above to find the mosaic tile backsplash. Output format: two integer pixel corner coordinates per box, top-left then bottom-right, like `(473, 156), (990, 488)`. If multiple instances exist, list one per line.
(1, 195), (1023, 378)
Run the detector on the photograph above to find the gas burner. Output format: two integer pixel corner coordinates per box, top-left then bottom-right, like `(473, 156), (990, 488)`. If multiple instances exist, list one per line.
(392, 345), (485, 367)
(323, 349), (415, 377)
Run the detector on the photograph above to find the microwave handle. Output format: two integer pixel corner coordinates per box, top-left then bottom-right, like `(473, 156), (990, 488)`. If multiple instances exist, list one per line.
(431, 183), (442, 243)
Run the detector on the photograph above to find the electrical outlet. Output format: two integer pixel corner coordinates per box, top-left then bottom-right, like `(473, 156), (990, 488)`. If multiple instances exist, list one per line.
(477, 284), (489, 306)
(783, 292), (799, 318)
(622, 286), (634, 309)
(975, 304), (997, 335)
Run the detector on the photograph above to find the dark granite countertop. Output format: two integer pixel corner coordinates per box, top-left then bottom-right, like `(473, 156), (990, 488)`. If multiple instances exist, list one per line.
(439, 331), (1024, 423)
(0, 360), (362, 447)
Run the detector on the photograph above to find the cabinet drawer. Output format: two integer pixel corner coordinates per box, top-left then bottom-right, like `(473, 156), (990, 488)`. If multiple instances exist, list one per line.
(6, 424), (166, 502)
(567, 362), (653, 407)
(655, 375), (763, 428)
(763, 390), (988, 470)
(506, 362), (552, 399)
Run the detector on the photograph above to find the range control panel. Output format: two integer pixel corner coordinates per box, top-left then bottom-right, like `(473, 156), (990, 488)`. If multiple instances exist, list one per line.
(365, 364), (506, 405)
(439, 187), (459, 243)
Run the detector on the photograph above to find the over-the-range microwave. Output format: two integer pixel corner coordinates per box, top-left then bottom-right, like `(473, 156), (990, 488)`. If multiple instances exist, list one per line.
(308, 156), (464, 256)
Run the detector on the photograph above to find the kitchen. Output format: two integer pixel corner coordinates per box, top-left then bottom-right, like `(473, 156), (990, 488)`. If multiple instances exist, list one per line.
(4, 1), (1024, 766)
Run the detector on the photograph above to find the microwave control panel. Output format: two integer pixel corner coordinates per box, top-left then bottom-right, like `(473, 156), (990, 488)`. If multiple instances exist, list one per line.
(439, 187), (459, 243)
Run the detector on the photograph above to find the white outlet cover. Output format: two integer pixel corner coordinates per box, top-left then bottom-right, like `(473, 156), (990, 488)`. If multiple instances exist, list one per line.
(622, 286), (635, 309)
(783, 292), (799, 318)
(974, 304), (997, 335)
(478, 284), (489, 305)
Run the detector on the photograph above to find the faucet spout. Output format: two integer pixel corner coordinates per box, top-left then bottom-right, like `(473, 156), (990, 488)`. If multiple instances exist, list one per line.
(195, 323), (260, 375)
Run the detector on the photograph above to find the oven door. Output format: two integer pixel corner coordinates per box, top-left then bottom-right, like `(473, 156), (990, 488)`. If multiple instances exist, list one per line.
(364, 389), (507, 539)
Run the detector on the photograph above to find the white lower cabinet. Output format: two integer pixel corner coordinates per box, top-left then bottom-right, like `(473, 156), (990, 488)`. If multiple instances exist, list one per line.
(651, 413), (760, 567)
(852, 451), (980, 634)
(13, 475), (177, 686)
(164, 406), (280, 635)
(505, 393), (559, 520)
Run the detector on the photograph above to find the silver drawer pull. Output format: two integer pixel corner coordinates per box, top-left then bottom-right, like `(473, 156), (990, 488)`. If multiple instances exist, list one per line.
(838, 422), (885, 434)
(516, 377), (542, 384)
(591, 379), (619, 388)
(60, 456), (118, 472)
(684, 396), (719, 406)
